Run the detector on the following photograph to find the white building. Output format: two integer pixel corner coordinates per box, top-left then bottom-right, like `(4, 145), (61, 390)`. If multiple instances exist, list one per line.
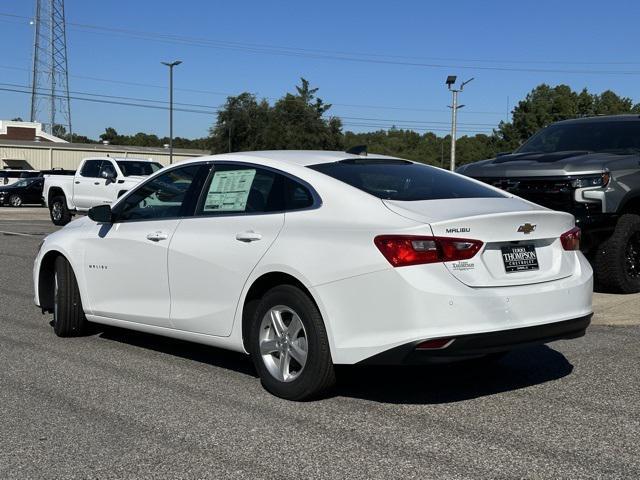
(0, 120), (209, 170)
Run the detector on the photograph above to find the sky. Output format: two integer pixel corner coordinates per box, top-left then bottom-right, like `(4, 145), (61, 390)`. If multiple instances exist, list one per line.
(1, 0), (639, 140)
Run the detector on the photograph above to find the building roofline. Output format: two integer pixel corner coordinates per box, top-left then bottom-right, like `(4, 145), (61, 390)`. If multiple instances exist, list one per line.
(0, 138), (209, 155)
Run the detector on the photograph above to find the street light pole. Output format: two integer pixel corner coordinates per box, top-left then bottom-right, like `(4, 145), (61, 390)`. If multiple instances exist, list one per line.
(449, 88), (459, 172)
(446, 76), (474, 171)
(161, 60), (182, 164)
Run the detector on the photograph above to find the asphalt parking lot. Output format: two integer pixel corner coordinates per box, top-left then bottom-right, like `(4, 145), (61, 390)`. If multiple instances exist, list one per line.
(1, 207), (639, 479)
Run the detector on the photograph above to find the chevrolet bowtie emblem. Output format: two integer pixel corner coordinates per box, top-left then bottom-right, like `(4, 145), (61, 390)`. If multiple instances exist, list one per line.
(517, 223), (536, 234)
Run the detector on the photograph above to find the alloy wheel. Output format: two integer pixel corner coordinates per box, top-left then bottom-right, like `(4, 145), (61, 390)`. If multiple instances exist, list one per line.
(259, 305), (308, 382)
(9, 195), (22, 207)
(52, 202), (62, 221)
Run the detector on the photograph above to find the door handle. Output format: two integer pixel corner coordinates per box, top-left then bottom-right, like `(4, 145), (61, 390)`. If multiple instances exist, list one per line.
(75, 181), (80, 184)
(146, 231), (169, 242)
(94, 182), (100, 185)
(236, 231), (262, 242)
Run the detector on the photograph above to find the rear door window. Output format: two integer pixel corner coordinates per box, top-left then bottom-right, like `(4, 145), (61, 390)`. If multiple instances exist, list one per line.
(116, 161), (163, 177)
(198, 164), (285, 215)
(309, 159), (506, 201)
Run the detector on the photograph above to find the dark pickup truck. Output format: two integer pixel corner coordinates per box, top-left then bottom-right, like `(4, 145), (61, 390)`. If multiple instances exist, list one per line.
(457, 114), (640, 293)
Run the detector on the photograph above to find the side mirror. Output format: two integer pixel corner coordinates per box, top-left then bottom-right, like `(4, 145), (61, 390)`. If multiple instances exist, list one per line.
(101, 170), (116, 184)
(88, 204), (113, 223)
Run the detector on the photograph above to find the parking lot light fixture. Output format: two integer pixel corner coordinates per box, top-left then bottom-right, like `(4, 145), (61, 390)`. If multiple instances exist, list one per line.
(446, 76), (474, 172)
(161, 60), (182, 164)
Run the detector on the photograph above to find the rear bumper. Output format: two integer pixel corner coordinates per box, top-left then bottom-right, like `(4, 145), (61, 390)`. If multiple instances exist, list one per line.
(315, 251), (593, 364)
(358, 314), (591, 365)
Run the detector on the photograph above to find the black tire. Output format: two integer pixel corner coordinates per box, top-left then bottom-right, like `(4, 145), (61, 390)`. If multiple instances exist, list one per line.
(594, 214), (640, 294)
(248, 285), (335, 401)
(53, 256), (89, 337)
(50, 195), (71, 226)
(8, 194), (22, 207)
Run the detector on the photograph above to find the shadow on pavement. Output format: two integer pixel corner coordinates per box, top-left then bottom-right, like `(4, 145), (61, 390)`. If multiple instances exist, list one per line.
(93, 323), (573, 404)
(96, 325), (259, 378)
(333, 345), (573, 404)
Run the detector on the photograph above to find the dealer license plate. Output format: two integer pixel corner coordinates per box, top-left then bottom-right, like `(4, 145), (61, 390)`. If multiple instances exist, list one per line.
(501, 244), (539, 273)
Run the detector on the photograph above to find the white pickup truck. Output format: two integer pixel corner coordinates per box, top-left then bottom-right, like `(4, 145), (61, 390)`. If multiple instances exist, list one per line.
(44, 157), (163, 225)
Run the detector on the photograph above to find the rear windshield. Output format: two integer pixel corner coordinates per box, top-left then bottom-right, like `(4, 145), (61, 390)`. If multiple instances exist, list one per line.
(116, 161), (163, 177)
(309, 159), (506, 201)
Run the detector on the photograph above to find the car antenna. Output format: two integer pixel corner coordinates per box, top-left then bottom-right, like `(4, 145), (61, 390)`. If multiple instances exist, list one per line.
(346, 145), (367, 156)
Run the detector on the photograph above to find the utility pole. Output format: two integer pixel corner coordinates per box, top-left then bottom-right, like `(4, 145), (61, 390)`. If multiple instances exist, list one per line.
(30, 0), (72, 138)
(161, 60), (182, 164)
(446, 76), (474, 171)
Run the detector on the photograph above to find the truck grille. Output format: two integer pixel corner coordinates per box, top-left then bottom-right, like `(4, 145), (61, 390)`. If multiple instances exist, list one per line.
(476, 177), (575, 212)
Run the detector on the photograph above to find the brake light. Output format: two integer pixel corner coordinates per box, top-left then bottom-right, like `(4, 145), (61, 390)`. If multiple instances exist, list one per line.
(560, 227), (581, 251)
(374, 235), (483, 267)
(415, 338), (455, 350)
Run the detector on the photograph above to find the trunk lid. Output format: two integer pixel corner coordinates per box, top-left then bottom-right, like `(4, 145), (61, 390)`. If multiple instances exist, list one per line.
(383, 198), (576, 287)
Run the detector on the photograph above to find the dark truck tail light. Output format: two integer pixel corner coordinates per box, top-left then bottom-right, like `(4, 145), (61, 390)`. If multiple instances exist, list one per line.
(374, 235), (483, 267)
(560, 227), (581, 251)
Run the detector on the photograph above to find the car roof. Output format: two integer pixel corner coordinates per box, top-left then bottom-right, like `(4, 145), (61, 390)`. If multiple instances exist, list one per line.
(554, 114), (640, 125)
(178, 150), (405, 168)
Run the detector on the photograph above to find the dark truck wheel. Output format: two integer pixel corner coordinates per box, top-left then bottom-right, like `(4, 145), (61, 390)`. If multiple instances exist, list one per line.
(53, 256), (89, 337)
(249, 285), (336, 401)
(594, 214), (640, 294)
(50, 195), (72, 226)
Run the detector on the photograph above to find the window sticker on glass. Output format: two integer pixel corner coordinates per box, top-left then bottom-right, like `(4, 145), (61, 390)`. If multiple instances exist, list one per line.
(204, 169), (257, 212)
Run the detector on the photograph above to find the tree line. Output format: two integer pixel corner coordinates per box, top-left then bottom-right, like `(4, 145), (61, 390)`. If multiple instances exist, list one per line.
(54, 80), (640, 166)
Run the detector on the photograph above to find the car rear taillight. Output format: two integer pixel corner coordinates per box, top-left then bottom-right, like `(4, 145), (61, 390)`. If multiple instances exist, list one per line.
(415, 338), (455, 350)
(560, 227), (581, 251)
(374, 235), (483, 267)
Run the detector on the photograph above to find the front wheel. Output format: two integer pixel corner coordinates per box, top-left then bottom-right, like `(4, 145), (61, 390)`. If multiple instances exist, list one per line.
(8, 194), (22, 207)
(249, 285), (335, 401)
(594, 214), (640, 294)
(49, 195), (71, 226)
(53, 256), (89, 337)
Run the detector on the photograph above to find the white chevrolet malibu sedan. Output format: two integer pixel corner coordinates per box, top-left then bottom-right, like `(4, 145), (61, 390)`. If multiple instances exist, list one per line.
(34, 150), (593, 400)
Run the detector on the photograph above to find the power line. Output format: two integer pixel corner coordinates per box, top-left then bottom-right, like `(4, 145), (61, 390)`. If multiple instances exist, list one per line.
(3, 84), (495, 135)
(2, 11), (640, 75)
(0, 63), (506, 116)
(1, 82), (501, 128)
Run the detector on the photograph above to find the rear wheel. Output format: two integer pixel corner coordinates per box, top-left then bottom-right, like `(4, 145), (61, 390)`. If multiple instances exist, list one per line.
(594, 214), (640, 294)
(249, 285), (335, 400)
(8, 194), (22, 207)
(50, 195), (71, 226)
(53, 256), (89, 337)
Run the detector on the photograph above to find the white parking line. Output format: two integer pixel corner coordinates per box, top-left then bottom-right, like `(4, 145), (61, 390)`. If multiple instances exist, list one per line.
(0, 230), (44, 237)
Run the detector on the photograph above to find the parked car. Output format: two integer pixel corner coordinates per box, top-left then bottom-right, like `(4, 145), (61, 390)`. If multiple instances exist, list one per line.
(43, 157), (162, 226)
(0, 169), (40, 186)
(34, 150), (593, 400)
(457, 115), (640, 293)
(0, 176), (44, 207)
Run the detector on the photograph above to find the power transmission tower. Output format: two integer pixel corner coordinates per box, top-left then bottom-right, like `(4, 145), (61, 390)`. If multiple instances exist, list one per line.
(30, 0), (72, 139)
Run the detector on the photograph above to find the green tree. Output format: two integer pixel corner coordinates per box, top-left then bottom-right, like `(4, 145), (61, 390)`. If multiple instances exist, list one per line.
(209, 92), (271, 153)
(99, 127), (121, 144)
(209, 78), (343, 152)
(495, 84), (640, 150)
